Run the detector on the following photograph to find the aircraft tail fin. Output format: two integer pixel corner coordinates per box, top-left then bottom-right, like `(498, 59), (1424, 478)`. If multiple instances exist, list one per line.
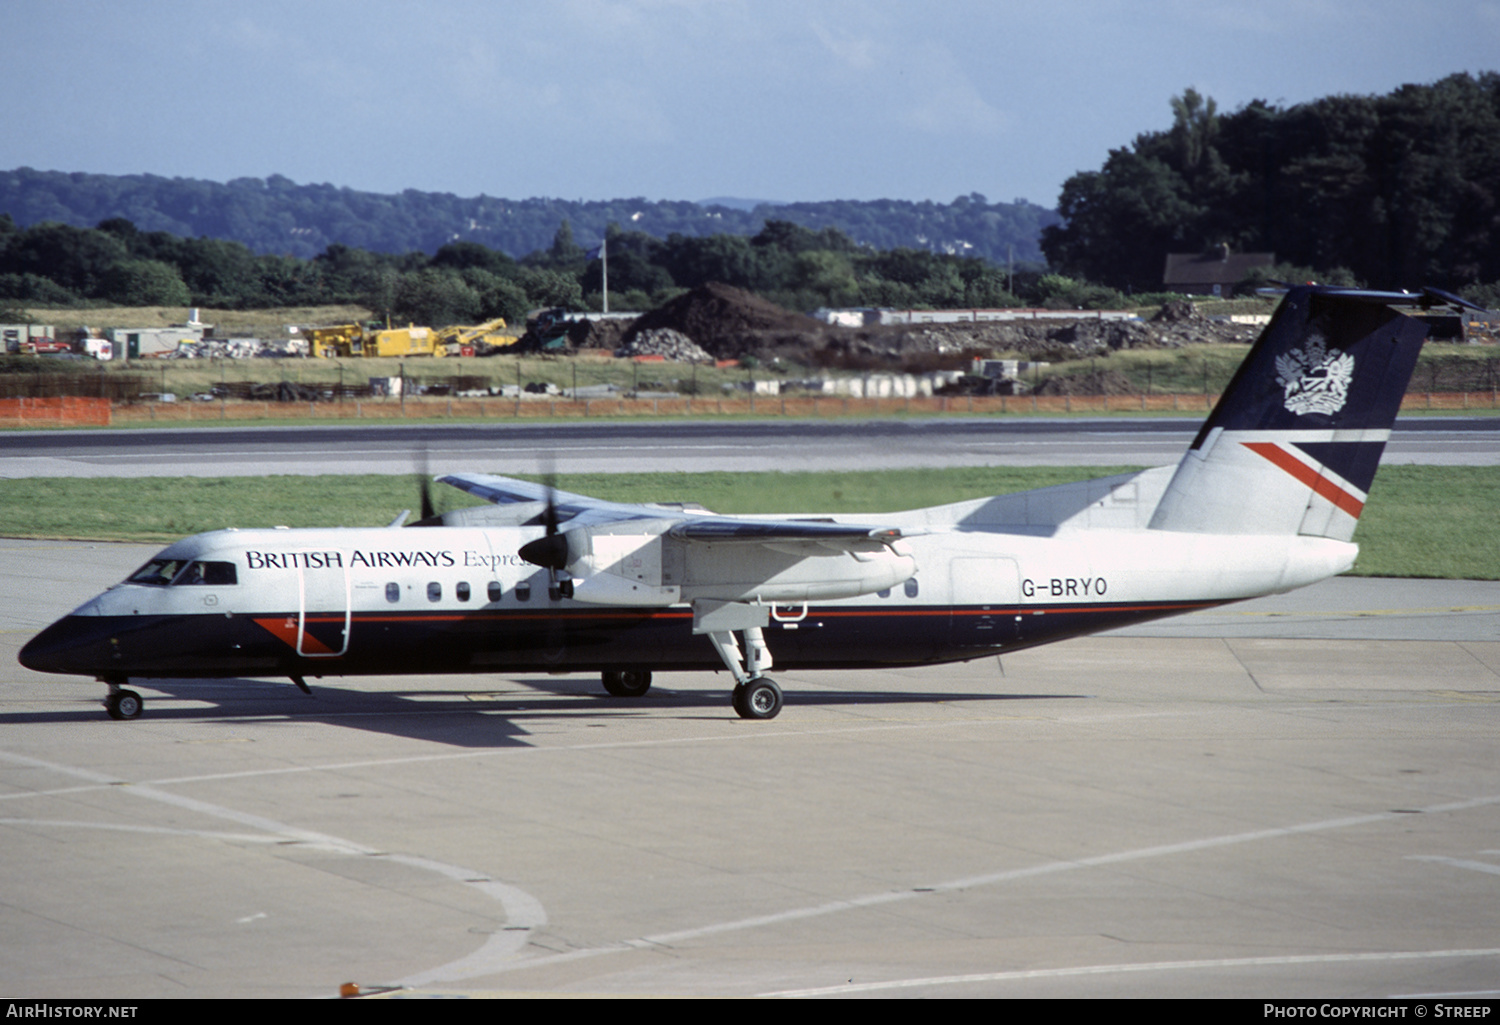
(1148, 285), (1477, 541)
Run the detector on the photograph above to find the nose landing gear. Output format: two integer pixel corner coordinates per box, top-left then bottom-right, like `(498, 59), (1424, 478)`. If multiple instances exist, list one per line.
(102, 677), (143, 720)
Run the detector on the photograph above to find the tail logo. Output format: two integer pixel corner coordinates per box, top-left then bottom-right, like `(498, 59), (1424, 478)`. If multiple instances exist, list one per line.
(1275, 334), (1354, 416)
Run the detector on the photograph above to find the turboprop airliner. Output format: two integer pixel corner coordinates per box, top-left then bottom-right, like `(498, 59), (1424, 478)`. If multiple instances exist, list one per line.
(19, 285), (1479, 720)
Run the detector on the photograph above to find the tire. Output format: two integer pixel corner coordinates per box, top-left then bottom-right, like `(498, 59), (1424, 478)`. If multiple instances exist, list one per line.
(602, 669), (652, 698)
(105, 689), (142, 721)
(733, 677), (782, 720)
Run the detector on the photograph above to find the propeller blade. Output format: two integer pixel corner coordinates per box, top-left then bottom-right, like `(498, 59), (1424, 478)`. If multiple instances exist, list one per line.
(419, 446), (436, 522)
(409, 446), (442, 527)
(526, 458), (573, 597)
(540, 463), (559, 536)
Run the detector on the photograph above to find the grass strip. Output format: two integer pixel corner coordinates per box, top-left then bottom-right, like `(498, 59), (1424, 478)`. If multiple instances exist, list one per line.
(0, 465), (1493, 579)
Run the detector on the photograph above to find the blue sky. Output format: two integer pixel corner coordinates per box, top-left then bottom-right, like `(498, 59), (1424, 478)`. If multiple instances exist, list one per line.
(5, 0), (1497, 209)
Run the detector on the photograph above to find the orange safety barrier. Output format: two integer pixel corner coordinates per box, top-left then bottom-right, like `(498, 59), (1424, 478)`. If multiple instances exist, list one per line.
(0, 396), (111, 427)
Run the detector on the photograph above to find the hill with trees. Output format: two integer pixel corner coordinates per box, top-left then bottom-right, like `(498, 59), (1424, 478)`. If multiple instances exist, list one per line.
(0, 168), (1056, 268)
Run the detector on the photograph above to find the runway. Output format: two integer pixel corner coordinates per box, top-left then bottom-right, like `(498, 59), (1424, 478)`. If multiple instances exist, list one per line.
(2, 540), (1497, 998)
(1, 415), (1497, 477)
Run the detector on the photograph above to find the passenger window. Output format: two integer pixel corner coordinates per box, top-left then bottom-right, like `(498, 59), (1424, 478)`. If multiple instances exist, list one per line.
(385, 582), (400, 603)
(904, 578), (919, 598)
(487, 581), (502, 602)
(427, 582), (442, 602)
(456, 581), (471, 602)
(514, 580), (531, 602)
(877, 588), (891, 599)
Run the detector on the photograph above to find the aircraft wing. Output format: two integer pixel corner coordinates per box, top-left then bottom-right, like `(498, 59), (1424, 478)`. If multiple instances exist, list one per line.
(438, 472), (903, 551)
(438, 472), (669, 527)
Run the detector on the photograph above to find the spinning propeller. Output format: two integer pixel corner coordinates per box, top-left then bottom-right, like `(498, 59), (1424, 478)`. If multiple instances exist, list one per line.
(408, 446), (444, 527)
(517, 469), (574, 599)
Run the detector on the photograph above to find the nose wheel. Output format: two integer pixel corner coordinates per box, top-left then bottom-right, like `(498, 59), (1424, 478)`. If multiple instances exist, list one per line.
(105, 686), (143, 721)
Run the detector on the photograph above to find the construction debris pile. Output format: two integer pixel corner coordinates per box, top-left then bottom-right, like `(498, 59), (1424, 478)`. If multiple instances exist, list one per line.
(614, 328), (715, 363)
(593, 282), (1266, 371)
(169, 339), (309, 360)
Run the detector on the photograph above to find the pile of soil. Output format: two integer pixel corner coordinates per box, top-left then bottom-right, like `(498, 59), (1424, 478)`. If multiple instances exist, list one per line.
(1032, 367), (1139, 396)
(620, 283), (827, 358)
(565, 317), (630, 351)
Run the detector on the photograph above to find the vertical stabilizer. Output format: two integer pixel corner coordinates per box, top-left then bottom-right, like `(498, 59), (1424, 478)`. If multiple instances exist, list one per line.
(1149, 286), (1473, 540)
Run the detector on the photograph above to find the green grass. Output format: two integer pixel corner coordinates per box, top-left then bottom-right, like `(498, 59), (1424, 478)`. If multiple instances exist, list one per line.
(0, 465), (1494, 578)
(1345, 465), (1500, 578)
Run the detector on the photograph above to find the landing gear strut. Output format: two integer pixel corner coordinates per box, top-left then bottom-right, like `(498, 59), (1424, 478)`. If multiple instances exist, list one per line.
(102, 677), (142, 720)
(601, 669), (652, 697)
(706, 624), (783, 720)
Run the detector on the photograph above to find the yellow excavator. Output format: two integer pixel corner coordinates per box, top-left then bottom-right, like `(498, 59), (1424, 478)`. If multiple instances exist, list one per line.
(308, 318), (518, 358)
(430, 317), (520, 356)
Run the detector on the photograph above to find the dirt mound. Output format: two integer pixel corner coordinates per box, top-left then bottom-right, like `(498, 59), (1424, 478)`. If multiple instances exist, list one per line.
(621, 283), (825, 357)
(567, 318), (630, 351)
(1033, 367), (1139, 396)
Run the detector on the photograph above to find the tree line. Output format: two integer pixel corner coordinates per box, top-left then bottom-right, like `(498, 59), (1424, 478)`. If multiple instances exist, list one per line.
(1042, 73), (1500, 303)
(1, 212), (1097, 327)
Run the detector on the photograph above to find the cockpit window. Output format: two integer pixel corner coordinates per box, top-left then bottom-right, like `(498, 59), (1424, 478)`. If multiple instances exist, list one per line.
(177, 561), (238, 586)
(126, 559), (237, 587)
(128, 559), (189, 586)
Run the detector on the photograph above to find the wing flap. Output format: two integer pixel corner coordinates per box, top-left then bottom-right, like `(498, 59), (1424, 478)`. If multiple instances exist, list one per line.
(669, 518), (902, 552)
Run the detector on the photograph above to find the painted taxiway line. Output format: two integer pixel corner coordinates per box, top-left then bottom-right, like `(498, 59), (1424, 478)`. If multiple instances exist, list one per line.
(0, 748), (549, 990)
(454, 793), (1500, 985)
(760, 947), (1500, 997)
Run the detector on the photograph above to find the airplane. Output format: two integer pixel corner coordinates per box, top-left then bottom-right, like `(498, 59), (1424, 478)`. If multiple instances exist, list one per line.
(18, 285), (1481, 722)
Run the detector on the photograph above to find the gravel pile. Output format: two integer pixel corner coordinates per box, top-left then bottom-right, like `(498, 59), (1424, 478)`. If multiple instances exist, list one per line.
(615, 328), (715, 363)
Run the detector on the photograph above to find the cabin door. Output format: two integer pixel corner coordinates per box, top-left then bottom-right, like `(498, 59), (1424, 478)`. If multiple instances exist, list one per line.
(297, 552), (351, 657)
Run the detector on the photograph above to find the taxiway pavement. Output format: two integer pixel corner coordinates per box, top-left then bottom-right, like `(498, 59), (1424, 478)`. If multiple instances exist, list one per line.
(1, 540), (1496, 998)
(1, 416), (1496, 478)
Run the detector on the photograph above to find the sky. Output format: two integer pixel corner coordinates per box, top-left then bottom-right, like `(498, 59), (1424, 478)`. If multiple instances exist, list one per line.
(5, 0), (1498, 210)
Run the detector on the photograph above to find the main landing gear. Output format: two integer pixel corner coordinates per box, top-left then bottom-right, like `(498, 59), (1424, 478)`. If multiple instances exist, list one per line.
(601, 669), (652, 698)
(731, 676), (783, 720)
(102, 677), (142, 720)
(706, 624), (783, 720)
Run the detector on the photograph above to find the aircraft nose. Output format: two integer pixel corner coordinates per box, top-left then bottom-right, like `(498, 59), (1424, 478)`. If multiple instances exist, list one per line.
(19, 616), (112, 676)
